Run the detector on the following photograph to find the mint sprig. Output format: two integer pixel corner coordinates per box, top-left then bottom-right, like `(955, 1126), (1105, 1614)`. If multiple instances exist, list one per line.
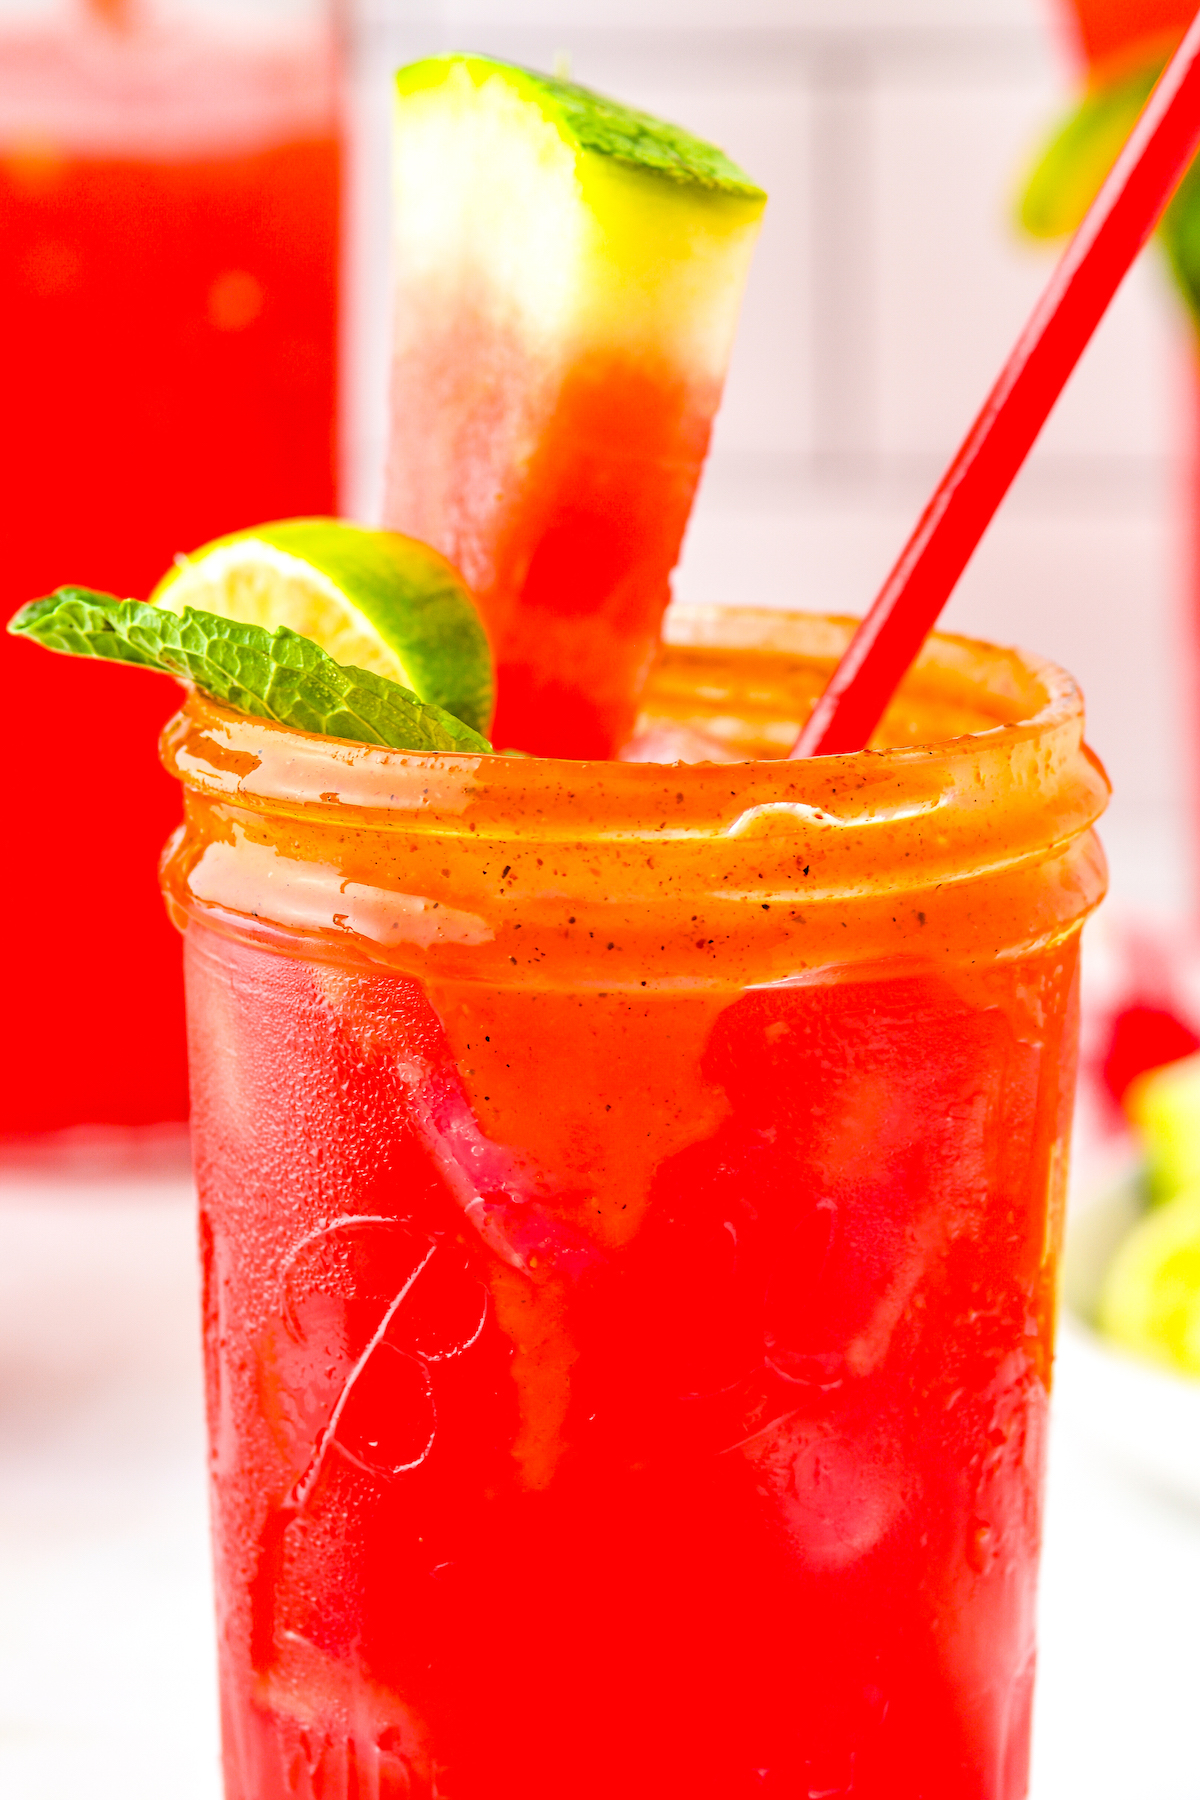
(8, 588), (493, 755)
(1019, 53), (1200, 326)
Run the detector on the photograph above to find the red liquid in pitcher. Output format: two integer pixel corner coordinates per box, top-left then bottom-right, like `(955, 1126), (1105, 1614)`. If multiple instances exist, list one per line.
(0, 133), (338, 1132)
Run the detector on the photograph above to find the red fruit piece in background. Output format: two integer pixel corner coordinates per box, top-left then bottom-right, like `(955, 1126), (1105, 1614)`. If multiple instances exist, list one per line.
(1101, 1001), (1200, 1107)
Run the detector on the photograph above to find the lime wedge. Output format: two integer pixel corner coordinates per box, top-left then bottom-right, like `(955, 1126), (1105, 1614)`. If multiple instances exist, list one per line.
(150, 517), (493, 736)
(1126, 1051), (1200, 1203)
(1096, 1184), (1200, 1376)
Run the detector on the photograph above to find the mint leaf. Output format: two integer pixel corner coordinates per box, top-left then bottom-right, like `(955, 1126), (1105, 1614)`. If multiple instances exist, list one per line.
(8, 588), (493, 754)
(1019, 62), (1160, 240)
(1156, 159), (1200, 323)
(1017, 51), (1200, 329)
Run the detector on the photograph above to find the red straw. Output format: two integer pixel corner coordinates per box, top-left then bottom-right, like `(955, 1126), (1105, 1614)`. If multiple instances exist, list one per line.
(792, 7), (1200, 759)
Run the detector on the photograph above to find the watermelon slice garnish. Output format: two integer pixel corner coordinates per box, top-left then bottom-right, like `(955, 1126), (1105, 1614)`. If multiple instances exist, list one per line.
(384, 54), (766, 758)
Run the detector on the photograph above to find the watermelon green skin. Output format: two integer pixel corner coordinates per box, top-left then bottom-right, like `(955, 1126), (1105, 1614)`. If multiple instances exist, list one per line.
(384, 55), (765, 758)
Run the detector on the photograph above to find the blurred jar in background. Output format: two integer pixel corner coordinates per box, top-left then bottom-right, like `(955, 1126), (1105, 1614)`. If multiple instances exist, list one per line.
(0, 0), (340, 1137)
(1054, 0), (1195, 73)
(1033, 0), (1200, 1093)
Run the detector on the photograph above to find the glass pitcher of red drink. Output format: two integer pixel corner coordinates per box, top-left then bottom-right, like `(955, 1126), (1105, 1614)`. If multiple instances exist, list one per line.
(0, 0), (340, 1137)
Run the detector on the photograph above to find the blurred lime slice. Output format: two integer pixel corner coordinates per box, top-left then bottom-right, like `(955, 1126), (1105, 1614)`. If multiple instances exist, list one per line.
(1126, 1051), (1200, 1203)
(1097, 1184), (1200, 1377)
(151, 517), (493, 736)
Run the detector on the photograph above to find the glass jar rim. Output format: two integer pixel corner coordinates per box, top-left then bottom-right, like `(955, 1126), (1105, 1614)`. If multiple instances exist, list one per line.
(161, 607), (1109, 981)
(162, 604), (1108, 843)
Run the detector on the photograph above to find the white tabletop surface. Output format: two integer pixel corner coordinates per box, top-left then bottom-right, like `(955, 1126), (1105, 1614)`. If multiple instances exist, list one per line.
(1, 1167), (1198, 1800)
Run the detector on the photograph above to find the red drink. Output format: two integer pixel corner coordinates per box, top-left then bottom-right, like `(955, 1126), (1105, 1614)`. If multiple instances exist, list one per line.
(0, 14), (338, 1134)
(162, 608), (1107, 1799)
